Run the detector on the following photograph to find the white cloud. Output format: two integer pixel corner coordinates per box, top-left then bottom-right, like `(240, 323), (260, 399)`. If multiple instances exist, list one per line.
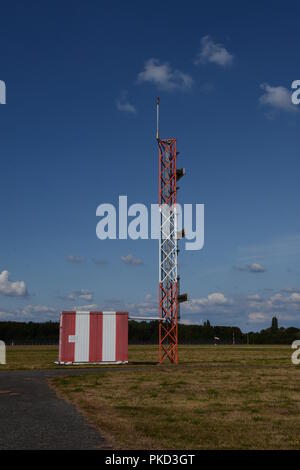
(247, 294), (263, 302)
(194, 36), (234, 67)
(0, 309), (14, 320)
(207, 293), (230, 305)
(281, 287), (300, 294)
(180, 318), (203, 326)
(270, 292), (300, 305)
(179, 287), (300, 326)
(116, 91), (137, 114)
(259, 83), (296, 113)
(66, 255), (85, 264)
(248, 312), (268, 323)
(22, 304), (57, 316)
(75, 290), (93, 301)
(73, 303), (99, 311)
(0, 304), (58, 320)
(137, 58), (193, 91)
(242, 288), (300, 326)
(61, 290), (93, 302)
(0, 270), (27, 297)
(71, 296), (157, 318)
(290, 293), (300, 303)
(121, 254), (143, 266)
(145, 293), (153, 301)
(184, 292), (231, 313)
(234, 263), (266, 273)
(247, 263), (266, 273)
(127, 301), (157, 317)
(100, 295), (157, 318)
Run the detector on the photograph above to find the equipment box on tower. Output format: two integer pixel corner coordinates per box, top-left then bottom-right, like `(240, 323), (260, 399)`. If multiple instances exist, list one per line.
(58, 311), (128, 364)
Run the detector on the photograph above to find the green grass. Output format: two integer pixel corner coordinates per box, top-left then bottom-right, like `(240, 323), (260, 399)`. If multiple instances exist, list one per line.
(2, 344), (300, 449)
(0, 345), (59, 370)
(51, 345), (300, 450)
(0, 344), (156, 370)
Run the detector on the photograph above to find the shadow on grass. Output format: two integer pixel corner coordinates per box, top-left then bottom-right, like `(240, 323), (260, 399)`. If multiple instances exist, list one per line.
(129, 361), (158, 366)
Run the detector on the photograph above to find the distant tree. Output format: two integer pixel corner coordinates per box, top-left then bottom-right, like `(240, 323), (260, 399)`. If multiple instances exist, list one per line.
(1, 318), (300, 345)
(271, 316), (279, 331)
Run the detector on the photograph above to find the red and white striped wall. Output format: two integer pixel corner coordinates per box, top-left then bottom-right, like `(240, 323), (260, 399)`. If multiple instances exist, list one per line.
(58, 311), (128, 364)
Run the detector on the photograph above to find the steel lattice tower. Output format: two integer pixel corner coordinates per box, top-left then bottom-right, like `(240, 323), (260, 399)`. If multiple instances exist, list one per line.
(157, 97), (187, 364)
(158, 137), (178, 364)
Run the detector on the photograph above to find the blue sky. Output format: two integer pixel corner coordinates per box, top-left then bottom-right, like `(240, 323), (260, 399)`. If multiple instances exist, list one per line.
(1, 0), (300, 330)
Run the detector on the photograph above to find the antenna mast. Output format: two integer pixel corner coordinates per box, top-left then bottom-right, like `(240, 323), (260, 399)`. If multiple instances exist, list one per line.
(157, 97), (187, 364)
(156, 96), (160, 140)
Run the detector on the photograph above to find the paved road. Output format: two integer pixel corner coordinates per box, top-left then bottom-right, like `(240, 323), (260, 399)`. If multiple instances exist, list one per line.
(0, 368), (112, 450)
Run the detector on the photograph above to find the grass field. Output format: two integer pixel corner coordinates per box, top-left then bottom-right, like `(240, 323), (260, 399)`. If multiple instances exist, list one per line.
(0, 345), (155, 370)
(47, 345), (300, 450)
(1, 344), (299, 449)
(0, 345), (59, 370)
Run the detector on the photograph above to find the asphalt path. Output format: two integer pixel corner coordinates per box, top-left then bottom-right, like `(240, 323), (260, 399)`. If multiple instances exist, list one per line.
(0, 368), (115, 450)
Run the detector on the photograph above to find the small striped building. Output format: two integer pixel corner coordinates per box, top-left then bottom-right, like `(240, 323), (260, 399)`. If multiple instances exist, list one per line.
(58, 311), (128, 364)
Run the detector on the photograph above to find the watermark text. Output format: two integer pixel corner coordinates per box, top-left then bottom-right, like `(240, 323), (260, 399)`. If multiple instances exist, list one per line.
(96, 196), (204, 251)
(0, 80), (6, 104)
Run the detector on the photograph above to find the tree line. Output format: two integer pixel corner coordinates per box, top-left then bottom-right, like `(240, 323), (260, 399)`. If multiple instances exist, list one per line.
(0, 316), (299, 345)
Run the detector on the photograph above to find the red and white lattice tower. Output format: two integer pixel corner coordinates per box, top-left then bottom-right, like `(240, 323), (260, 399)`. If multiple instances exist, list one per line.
(157, 97), (186, 364)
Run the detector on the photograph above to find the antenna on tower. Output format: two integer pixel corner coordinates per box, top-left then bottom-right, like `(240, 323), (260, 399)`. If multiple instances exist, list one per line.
(157, 98), (187, 364)
(156, 96), (160, 141)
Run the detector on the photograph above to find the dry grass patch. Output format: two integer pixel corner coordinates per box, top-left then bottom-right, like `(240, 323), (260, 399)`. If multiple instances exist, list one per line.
(52, 345), (300, 449)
